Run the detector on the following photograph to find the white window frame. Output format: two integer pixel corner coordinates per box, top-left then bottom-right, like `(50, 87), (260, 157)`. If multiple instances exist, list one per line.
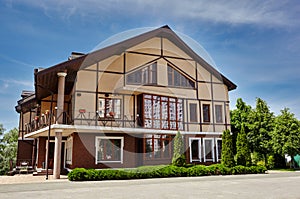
(189, 138), (202, 163)
(65, 136), (73, 165)
(189, 103), (198, 122)
(95, 136), (124, 164)
(215, 138), (222, 162)
(215, 104), (223, 123)
(203, 138), (215, 162)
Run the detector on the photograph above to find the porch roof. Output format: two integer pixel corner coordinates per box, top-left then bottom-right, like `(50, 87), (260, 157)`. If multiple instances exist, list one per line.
(24, 124), (222, 138)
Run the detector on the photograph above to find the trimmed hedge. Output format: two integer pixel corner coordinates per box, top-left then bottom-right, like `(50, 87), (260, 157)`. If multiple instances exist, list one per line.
(68, 164), (267, 181)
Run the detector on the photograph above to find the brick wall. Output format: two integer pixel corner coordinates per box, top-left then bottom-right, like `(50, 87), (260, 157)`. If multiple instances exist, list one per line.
(37, 137), (46, 168)
(17, 140), (33, 165)
(70, 133), (137, 169)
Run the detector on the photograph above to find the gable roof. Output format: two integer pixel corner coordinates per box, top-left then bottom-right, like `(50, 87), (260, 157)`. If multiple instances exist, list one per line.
(35, 25), (236, 100)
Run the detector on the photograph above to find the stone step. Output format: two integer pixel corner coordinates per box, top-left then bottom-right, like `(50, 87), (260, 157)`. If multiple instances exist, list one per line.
(33, 169), (53, 176)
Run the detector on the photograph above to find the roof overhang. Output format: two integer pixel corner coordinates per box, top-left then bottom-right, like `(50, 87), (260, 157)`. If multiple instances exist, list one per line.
(34, 55), (87, 100)
(15, 93), (37, 113)
(115, 85), (187, 98)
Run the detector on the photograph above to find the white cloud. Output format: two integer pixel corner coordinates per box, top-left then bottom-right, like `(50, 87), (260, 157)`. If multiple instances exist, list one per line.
(8, 0), (298, 27)
(0, 54), (34, 68)
(0, 78), (33, 92)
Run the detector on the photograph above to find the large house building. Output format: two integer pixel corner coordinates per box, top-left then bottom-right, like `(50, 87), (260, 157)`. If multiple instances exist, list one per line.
(15, 25), (236, 178)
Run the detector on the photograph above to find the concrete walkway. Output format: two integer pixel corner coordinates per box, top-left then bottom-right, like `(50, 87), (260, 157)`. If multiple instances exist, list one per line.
(0, 174), (68, 184)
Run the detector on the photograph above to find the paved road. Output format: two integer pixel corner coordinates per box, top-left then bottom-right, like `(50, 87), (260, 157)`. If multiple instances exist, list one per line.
(1, 172), (300, 199)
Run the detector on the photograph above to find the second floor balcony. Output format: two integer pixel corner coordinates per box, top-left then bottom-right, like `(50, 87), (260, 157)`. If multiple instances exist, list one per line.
(24, 109), (143, 135)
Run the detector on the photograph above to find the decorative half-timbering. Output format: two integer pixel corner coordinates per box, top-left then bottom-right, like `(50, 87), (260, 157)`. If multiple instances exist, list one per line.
(15, 25), (236, 177)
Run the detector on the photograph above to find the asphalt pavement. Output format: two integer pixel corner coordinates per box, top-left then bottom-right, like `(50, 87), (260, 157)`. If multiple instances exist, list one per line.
(0, 172), (299, 199)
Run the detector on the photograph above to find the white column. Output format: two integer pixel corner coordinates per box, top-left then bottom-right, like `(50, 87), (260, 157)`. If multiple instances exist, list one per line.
(57, 72), (67, 124)
(53, 130), (62, 179)
(53, 71), (66, 179)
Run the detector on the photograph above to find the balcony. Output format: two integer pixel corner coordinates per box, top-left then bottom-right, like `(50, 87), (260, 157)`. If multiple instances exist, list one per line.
(24, 109), (142, 135)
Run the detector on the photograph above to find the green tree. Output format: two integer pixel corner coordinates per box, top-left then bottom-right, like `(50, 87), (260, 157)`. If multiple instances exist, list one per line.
(248, 98), (274, 165)
(172, 131), (186, 167)
(230, 98), (252, 154)
(231, 98), (252, 132)
(0, 127), (19, 175)
(0, 124), (5, 173)
(221, 129), (235, 167)
(236, 123), (252, 166)
(272, 108), (300, 167)
(0, 124), (4, 136)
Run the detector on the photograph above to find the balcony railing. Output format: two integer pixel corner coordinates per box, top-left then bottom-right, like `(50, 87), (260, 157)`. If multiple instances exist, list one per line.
(24, 109), (142, 135)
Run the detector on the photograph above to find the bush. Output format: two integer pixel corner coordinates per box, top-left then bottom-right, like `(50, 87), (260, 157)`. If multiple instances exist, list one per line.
(68, 164), (267, 181)
(207, 164), (232, 175)
(68, 168), (91, 181)
(221, 130), (235, 167)
(172, 131), (186, 167)
(267, 155), (275, 169)
(236, 124), (252, 166)
(232, 165), (247, 175)
(256, 165), (267, 173)
(232, 165), (267, 175)
(256, 160), (265, 167)
(158, 165), (188, 177)
(187, 165), (209, 176)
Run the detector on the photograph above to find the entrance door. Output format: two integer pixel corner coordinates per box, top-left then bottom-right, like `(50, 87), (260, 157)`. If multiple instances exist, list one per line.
(46, 141), (66, 173)
(136, 136), (144, 167)
(48, 142), (55, 169)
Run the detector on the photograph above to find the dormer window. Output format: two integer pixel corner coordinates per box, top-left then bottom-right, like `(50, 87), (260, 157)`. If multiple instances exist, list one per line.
(126, 62), (157, 85)
(167, 64), (195, 88)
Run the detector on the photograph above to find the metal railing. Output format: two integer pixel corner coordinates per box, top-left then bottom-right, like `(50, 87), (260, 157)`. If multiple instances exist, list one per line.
(24, 109), (142, 134)
(73, 109), (141, 128)
(24, 111), (72, 134)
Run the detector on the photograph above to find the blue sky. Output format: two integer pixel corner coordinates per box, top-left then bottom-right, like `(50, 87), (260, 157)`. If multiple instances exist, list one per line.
(0, 0), (299, 131)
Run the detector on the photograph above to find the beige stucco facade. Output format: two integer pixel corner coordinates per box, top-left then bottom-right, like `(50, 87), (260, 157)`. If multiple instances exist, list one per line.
(16, 26), (236, 172)
(70, 36), (231, 133)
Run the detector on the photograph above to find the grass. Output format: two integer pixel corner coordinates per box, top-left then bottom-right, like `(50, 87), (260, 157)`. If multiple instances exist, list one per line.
(270, 168), (296, 172)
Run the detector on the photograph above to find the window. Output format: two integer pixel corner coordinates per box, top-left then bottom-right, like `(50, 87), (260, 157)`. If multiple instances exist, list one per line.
(144, 134), (173, 159)
(203, 104), (210, 123)
(127, 62), (157, 85)
(65, 136), (73, 164)
(95, 136), (124, 163)
(216, 138), (222, 162)
(203, 138), (214, 162)
(215, 105), (223, 123)
(189, 103), (197, 122)
(189, 138), (201, 162)
(99, 98), (121, 118)
(139, 94), (183, 130)
(168, 64), (195, 88)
